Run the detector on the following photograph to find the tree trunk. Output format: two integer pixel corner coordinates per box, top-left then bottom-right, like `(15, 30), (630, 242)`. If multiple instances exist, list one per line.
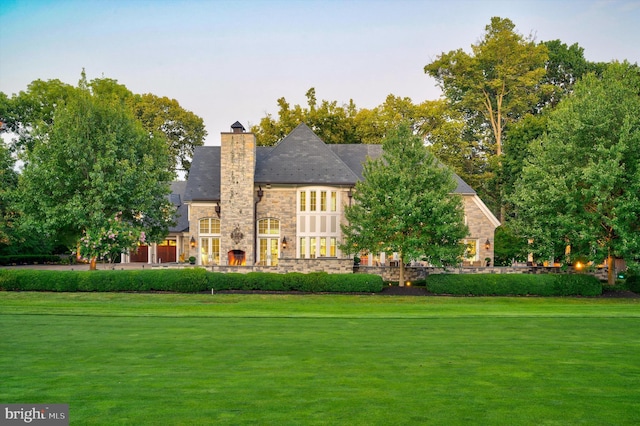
(90, 257), (97, 271)
(399, 255), (405, 287)
(607, 255), (615, 286)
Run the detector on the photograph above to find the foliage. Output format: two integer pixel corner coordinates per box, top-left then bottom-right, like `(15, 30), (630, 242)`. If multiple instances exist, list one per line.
(0, 73), (205, 174)
(426, 273), (602, 296)
(510, 62), (640, 284)
(0, 141), (18, 251)
(208, 271), (383, 293)
(17, 73), (174, 264)
(424, 17), (549, 157)
(251, 88), (359, 146)
(0, 269), (383, 293)
(0, 268), (209, 292)
(129, 92), (206, 174)
(493, 225), (529, 266)
(79, 212), (146, 263)
(0, 254), (62, 266)
(341, 123), (468, 285)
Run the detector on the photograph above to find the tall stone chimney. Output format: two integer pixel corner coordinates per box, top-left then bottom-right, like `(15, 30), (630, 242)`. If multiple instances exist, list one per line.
(220, 121), (256, 264)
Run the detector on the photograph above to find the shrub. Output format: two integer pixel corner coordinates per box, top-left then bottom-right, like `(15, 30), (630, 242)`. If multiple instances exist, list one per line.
(0, 269), (209, 293)
(626, 270), (640, 294)
(426, 273), (601, 296)
(206, 272), (384, 293)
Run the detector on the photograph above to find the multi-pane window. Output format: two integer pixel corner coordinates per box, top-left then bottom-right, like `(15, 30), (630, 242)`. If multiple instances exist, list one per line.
(257, 218), (280, 266)
(199, 218), (221, 265)
(297, 188), (341, 259)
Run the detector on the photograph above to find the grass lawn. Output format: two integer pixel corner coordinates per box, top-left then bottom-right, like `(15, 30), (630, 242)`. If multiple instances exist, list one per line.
(1, 292), (639, 425)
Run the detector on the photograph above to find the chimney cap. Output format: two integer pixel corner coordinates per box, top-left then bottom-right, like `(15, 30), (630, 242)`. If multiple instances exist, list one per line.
(231, 121), (245, 133)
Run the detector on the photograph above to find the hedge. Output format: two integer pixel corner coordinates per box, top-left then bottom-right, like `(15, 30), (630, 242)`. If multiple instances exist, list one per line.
(0, 269), (384, 293)
(0, 269), (209, 293)
(207, 271), (384, 293)
(626, 271), (640, 294)
(426, 273), (602, 296)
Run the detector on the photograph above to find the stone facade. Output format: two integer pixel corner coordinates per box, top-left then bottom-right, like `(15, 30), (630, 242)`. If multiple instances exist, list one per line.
(220, 130), (256, 265)
(182, 123), (500, 274)
(462, 195), (501, 266)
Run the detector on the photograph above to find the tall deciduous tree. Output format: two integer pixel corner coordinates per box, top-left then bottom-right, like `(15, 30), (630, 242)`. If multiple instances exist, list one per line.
(424, 17), (549, 157)
(1, 73), (206, 175)
(18, 75), (174, 269)
(510, 62), (640, 284)
(341, 123), (468, 286)
(251, 88), (359, 146)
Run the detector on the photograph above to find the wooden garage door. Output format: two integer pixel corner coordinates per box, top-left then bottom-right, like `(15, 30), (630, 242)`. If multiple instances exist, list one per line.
(157, 240), (177, 263)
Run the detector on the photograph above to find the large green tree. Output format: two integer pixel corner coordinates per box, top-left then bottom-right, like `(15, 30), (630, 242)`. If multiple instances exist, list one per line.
(1, 73), (206, 174)
(424, 17), (549, 157)
(18, 75), (174, 269)
(510, 62), (640, 284)
(341, 123), (468, 286)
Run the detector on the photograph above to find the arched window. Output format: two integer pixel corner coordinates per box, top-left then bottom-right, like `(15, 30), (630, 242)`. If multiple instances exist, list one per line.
(257, 218), (280, 266)
(199, 218), (221, 266)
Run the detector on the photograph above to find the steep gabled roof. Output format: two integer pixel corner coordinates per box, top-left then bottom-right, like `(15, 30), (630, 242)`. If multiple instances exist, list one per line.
(184, 124), (476, 201)
(254, 123), (360, 185)
(184, 146), (220, 201)
(168, 181), (189, 233)
(329, 143), (475, 194)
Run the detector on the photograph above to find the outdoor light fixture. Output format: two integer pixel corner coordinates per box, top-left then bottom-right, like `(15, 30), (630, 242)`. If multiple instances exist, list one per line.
(257, 186), (264, 200)
(190, 236), (196, 248)
(215, 202), (221, 218)
(485, 239), (491, 250)
(281, 237), (288, 250)
(347, 187), (353, 206)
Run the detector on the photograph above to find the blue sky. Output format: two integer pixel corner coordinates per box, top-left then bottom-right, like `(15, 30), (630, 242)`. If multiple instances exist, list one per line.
(1, 0), (639, 145)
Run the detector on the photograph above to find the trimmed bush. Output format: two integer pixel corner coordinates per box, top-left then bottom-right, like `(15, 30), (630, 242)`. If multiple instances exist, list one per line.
(207, 272), (384, 293)
(0, 269), (383, 293)
(0, 269), (209, 293)
(626, 270), (640, 294)
(426, 273), (602, 296)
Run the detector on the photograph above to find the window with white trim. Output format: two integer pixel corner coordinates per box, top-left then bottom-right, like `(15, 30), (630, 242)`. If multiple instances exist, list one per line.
(199, 218), (220, 265)
(257, 218), (280, 266)
(297, 188), (341, 258)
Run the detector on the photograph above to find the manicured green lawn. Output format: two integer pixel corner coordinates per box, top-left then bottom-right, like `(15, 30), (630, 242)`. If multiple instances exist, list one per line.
(1, 292), (639, 425)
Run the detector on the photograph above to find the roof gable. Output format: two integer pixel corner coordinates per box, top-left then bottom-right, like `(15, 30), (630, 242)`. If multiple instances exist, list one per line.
(255, 123), (359, 184)
(184, 146), (220, 201)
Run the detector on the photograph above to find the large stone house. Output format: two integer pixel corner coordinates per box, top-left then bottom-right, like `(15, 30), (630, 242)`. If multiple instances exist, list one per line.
(130, 121), (500, 271)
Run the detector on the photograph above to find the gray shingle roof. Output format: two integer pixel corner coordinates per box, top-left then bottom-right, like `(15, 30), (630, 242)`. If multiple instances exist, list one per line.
(254, 123), (359, 185)
(184, 146), (220, 201)
(168, 181), (189, 232)
(184, 124), (475, 201)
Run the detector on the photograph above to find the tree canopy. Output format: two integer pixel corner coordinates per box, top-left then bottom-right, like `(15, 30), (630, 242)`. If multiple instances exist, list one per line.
(17, 74), (175, 268)
(424, 17), (549, 157)
(1, 72), (206, 174)
(510, 62), (640, 284)
(341, 123), (468, 285)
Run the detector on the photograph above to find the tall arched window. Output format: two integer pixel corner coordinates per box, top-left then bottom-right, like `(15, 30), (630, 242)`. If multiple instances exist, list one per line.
(257, 218), (280, 266)
(199, 218), (220, 265)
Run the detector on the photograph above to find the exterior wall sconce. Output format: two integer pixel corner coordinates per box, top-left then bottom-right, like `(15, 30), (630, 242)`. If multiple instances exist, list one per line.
(215, 202), (221, 218)
(257, 186), (264, 200)
(190, 236), (196, 248)
(347, 187), (353, 206)
(485, 239), (491, 250)
(281, 237), (288, 250)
